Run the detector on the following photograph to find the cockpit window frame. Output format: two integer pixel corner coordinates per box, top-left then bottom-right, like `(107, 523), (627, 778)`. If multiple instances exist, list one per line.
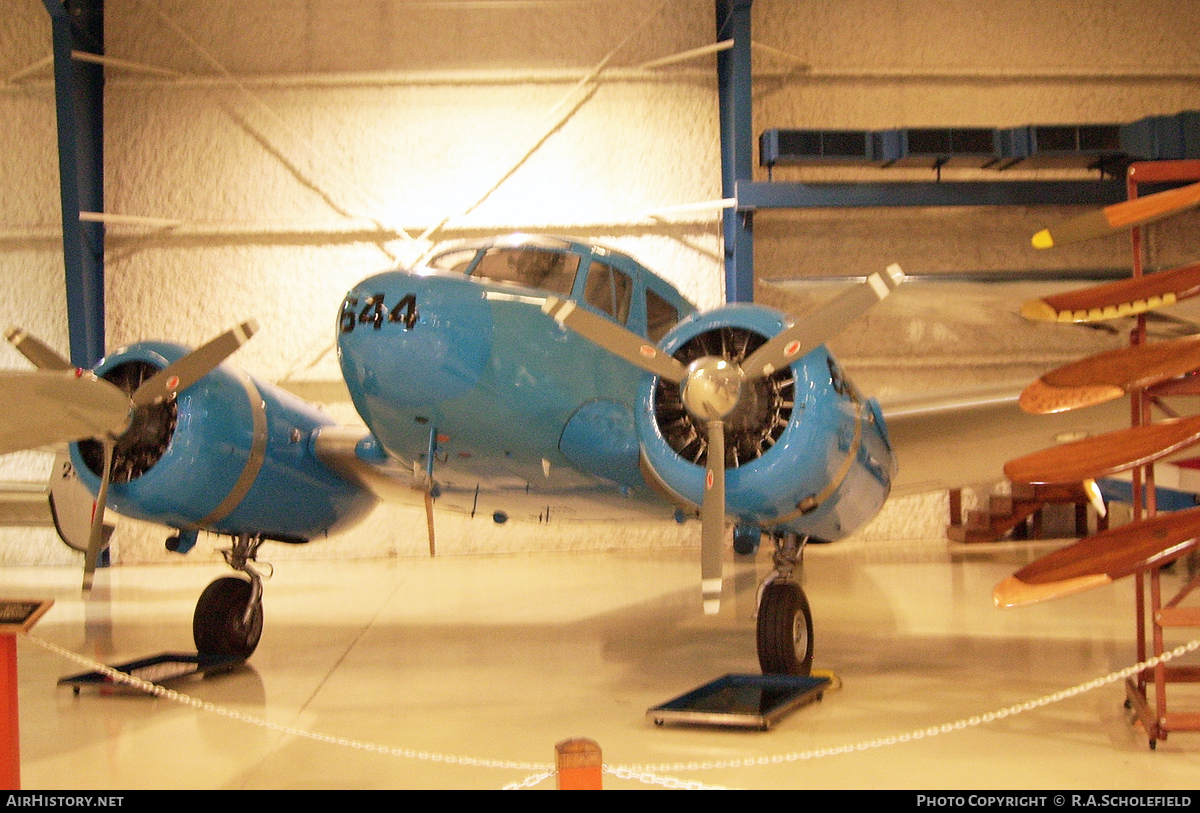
(421, 236), (696, 341)
(470, 247), (581, 296)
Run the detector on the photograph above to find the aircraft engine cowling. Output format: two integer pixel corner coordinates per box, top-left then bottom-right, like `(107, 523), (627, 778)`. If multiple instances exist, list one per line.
(70, 341), (377, 543)
(635, 305), (897, 542)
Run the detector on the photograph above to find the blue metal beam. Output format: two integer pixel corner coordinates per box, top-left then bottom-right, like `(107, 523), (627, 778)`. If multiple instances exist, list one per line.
(737, 179), (1129, 210)
(716, 0), (754, 303)
(42, 0), (105, 368)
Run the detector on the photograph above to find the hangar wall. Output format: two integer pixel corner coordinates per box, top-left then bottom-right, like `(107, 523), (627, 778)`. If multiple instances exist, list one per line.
(1, 0), (1199, 566)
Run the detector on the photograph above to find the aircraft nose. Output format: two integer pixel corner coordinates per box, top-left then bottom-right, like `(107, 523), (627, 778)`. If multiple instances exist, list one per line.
(337, 272), (492, 408)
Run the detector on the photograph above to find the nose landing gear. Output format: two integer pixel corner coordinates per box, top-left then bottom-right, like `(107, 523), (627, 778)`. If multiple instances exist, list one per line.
(756, 533), (814, 676)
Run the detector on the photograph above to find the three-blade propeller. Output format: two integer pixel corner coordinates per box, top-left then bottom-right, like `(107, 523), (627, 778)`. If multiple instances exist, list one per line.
(544, 264), (904, 613)
(3, 321), (258, 589)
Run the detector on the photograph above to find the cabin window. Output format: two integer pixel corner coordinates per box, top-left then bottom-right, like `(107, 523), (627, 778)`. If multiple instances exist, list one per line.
(583, 262), (633, 324)
(645, 288), (679, 342)
(472, 248), (579, 296)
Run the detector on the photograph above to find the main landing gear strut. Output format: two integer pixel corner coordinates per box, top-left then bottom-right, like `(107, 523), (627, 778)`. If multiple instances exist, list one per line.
(193, 533), (265, 660)
(756, 532), (814, 676)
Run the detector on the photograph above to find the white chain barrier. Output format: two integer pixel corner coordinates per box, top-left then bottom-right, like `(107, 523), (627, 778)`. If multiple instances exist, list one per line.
(25, 633), (1200, 789)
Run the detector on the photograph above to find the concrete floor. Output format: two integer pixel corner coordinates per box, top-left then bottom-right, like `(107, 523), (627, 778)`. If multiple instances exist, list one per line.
(5, 537), (1200, 790)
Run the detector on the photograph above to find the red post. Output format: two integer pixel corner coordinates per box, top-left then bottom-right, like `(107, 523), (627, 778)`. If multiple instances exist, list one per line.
(0, 635), (19, 790)
(0, 599), (53, 791)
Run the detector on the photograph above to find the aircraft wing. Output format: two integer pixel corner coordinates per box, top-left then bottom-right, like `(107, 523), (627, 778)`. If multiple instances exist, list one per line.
(311, 425), (676, 523)
(0, 482), (53, 527)
(312, 425), (429, 506)
(879, 385), (1130, 497)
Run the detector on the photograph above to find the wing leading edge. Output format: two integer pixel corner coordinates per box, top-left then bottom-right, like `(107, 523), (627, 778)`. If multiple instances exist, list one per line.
(879, 385), (1129, 497)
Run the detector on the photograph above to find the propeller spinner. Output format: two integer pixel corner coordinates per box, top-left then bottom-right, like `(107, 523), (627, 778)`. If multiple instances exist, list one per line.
(544, 263), (904, 613)
(3, 321), (258, 589)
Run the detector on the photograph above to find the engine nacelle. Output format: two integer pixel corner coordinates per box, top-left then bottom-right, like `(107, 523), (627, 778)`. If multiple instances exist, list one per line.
(636, 305), (896, 542)
(70, 341), (377, 543)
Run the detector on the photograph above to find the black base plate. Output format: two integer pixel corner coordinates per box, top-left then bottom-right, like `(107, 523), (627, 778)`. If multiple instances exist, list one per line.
(59, 652), (243, 694)
(647, 673), (831, 730)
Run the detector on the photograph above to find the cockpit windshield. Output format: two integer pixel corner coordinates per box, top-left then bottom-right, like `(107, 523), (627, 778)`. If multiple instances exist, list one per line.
(473, 248), (580, 296)
(426, 243), (581, 297)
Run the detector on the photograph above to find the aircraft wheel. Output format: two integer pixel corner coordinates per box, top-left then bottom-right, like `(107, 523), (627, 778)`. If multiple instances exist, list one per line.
(193, 576), (263, 660)
(757, 579), (813, 676)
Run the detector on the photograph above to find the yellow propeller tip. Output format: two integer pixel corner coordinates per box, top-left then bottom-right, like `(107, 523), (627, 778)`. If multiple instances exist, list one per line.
(993, 573), (1112, 608)
(1019, 299), (1059, 322)
(1031, 229), (1054, 250)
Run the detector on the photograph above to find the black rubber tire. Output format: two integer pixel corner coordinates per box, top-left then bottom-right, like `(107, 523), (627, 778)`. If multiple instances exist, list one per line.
(193, 576), (263, 660)
(757, 579), (814, 676)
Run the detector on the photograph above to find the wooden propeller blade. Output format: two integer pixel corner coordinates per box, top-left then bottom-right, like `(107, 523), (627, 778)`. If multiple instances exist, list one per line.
(1019, 333), (1200, 414)
(741, 264), (904, 381)
(1003, 414), (1200, 485)
(1032, 180), (1200, 248)
(1019, 260), (1200, 323)
(994, 506), (1200, 607)
(1147, 373), (1200, 398)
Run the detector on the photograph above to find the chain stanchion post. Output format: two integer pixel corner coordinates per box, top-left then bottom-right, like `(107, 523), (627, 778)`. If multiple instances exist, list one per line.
(555, 738), (602, 789)
(0, 634), (19, 790)
(0, 600), (53, 790)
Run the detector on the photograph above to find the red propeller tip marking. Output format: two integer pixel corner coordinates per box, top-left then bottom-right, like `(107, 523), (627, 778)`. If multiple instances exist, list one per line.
(165, 375), (181, 391)
(783, 340), (802, 358)
(639, 345), (656, 358)
(705, 470), (714, 490)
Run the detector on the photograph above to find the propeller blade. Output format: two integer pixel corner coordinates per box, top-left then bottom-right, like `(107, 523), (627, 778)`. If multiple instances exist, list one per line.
(1032, 180), (1200, 249)
(0, 370), (131, 455)
(1018, 333), (1200, 414)
(1020, 260), (1200, 323)
(1082, 478), (1107, 519)
(700, 419), (725, 615)
(5, 326), (71, 371)
(1004, 414), (1200, 485)
(542, 297), (687, 383)
(994, 505), (1200, 608)
(1147, 373), (1200, 398)
(130, 320), (258, 407)
(424, 487), (436, 557)
(82, 440), (114, 592)
(740, 264), (904, 381)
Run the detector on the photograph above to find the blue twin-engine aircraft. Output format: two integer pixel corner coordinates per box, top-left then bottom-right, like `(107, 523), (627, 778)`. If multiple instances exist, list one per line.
(0, 232), (1123, 676)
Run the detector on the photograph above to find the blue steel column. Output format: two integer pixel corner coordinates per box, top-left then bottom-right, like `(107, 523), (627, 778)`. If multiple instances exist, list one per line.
(42, 0), (105, 368)
(716, 0), (754, 303)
